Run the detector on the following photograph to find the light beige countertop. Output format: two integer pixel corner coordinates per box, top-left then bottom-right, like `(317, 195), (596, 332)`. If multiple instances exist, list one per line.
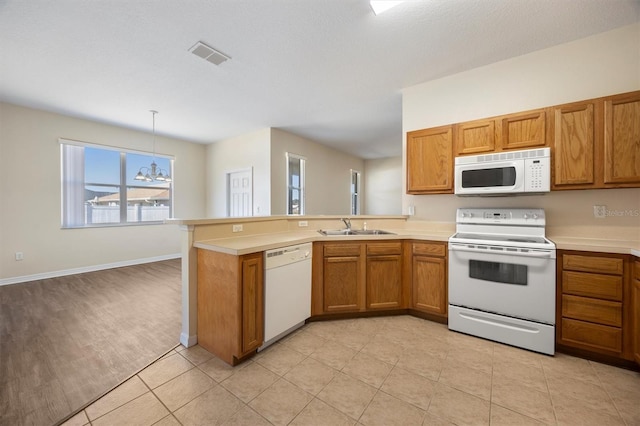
(185, 217), (639, 257)
(548, 236), (640, 256)
(193, 228), (453, 256)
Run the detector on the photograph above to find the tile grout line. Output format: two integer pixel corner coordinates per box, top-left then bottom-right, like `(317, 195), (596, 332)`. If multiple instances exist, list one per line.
(589, 360), (629, 426)
(66, 343), (182, 426)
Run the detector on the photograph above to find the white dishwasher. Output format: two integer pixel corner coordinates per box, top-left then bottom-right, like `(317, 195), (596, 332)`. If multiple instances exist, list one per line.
(259, 242), (312, 351)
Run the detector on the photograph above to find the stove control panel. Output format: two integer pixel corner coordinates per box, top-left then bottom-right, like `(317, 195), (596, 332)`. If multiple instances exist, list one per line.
(457, 208), (546, 226)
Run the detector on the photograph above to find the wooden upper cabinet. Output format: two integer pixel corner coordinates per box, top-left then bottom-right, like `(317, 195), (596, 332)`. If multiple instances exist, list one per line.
(551, 102), (597, 188)
(499, 109), (547, 150)
(603, 92), (640, 185)
(454, 119), (495, 155)
(406, 126), (453, 194)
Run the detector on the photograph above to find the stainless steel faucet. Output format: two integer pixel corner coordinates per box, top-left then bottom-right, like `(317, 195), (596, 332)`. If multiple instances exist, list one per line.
(341, 218), (351, 230)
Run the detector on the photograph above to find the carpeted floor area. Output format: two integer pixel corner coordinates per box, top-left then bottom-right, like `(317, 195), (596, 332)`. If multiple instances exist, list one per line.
(0, 259), (182, 426)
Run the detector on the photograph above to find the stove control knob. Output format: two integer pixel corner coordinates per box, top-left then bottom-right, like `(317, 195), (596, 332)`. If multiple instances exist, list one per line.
(523, 213), (529, 219)
(533, 213), (539, 219)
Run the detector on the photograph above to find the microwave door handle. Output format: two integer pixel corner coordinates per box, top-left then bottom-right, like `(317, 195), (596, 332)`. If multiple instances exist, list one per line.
(449, 245), (552, 258)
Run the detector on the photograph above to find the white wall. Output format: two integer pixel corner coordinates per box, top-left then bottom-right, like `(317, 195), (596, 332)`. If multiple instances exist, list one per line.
(0, 103), (207, 282)
(270, 128), (365, 215)
(364, 157), (402, 215)
(402, 23), (640, 237)
(205, 128), (271, 217)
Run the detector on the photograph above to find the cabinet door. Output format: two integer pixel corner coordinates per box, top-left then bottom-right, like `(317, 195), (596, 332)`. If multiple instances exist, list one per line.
(366, 255), (402, 310)
(323, 256), (363, 312)
(406, 126), (453, 194)
(412, 255), (446, 315)
(603, 93), (640, 185)
(241, 254), (263, 354)
(455, 119), (495, 155)
(552, 102), (596, 188)
(499, 109), (546, 150)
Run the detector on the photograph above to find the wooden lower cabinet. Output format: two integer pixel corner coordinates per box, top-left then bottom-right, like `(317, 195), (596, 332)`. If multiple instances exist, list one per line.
(197, 249), (263, 365)
(323, 252), (364, 313)
(633, 259), (640, 365)
(366, 242), (403, 310)
(313, 241), (407, 315)
(320, 242), (364, 313)
(410, 241), (447, 317)
(557, 251), (632, 361)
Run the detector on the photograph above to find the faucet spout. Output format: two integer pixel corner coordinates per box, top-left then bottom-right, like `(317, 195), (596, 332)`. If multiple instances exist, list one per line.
(341, 218), (351, 230)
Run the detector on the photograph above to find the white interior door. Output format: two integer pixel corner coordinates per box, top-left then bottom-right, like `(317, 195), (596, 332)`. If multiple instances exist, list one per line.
(227, 169), (253, 217)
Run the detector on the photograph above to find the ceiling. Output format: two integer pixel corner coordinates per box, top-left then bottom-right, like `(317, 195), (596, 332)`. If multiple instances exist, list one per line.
(1, 0), (638, 159)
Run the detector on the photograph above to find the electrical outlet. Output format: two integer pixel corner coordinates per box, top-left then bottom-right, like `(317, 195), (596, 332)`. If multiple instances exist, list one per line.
(408, 205), (415, 216)
(298, 221), (308, 227)
(15, 252), (24, 261)
(593, 205), (606, 218)
(232, 224), (243, 232)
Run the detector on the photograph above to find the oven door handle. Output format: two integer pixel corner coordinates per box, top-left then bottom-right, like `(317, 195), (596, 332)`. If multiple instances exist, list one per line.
(449, 244), (553, 258)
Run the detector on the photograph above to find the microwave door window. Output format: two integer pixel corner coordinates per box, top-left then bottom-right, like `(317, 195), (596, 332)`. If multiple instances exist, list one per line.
(461, 167), (517, 188)
(469, 259), (528, 285)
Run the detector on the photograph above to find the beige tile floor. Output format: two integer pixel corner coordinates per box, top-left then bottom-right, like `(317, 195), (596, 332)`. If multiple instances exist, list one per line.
(61, 315), (640, 426)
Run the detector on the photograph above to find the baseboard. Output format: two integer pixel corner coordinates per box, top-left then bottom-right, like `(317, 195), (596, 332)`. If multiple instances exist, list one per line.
(0, 253), (181, 286)
(180, 332), (198, 348)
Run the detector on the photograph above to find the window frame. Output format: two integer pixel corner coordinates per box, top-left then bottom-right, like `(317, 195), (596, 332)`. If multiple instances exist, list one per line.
(60, 138), (174, 228)
(286, 152), (306, 215)
(350, 169), (361, 215)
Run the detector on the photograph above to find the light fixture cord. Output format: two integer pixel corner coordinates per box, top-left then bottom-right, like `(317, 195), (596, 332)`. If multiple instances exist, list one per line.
(150, 110), (158, 162)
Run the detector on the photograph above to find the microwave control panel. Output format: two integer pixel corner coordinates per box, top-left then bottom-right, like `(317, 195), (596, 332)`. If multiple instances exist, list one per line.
(524, 157), (550, 192)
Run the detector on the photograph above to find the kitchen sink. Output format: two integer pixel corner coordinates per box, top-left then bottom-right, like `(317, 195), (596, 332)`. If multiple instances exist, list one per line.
(352, 229), (396, 235)
(317, 229), (396, 236)
(318, 229), (356, 236)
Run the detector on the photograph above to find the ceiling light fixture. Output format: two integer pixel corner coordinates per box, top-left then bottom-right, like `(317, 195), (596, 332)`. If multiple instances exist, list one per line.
(134, 110), (172, 183)
(189, 41), (230, 66)
(370, 0), (405, 15)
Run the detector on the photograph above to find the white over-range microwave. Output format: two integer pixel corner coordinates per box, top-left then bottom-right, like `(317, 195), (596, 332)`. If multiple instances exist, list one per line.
(454, 147), (550, 196)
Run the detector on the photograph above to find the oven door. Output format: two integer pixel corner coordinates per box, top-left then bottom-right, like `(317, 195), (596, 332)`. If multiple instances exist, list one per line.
(448, 243), (555, 324)
(454, 160), (524, 195)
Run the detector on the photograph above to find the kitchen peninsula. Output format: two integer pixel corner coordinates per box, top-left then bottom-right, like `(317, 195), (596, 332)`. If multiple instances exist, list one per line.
(167, 215), (640, 367)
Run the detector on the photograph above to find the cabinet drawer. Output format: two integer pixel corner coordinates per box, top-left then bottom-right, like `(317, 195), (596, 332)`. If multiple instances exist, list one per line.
(562, 271), (623, 301)
(562, 295), (622, 327)
(367, 242), (402, 256)
(324, 244), (361, 257)
(563, 254), (623, 275)
(561, 318), (622, 354)
(412, 242), (446, 257)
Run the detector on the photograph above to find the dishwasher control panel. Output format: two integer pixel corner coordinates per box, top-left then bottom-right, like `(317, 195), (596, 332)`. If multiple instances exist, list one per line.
(265, 243), (312, 269)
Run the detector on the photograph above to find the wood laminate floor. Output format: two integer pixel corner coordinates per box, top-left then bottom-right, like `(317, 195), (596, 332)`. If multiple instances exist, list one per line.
(0, 259), (182, 426)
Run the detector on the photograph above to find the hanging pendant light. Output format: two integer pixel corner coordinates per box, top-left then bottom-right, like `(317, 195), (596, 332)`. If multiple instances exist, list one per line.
(134, 110), (172, 183)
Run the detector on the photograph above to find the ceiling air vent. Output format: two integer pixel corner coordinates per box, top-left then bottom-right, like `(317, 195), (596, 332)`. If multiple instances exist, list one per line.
(189, 41), (230, 66)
